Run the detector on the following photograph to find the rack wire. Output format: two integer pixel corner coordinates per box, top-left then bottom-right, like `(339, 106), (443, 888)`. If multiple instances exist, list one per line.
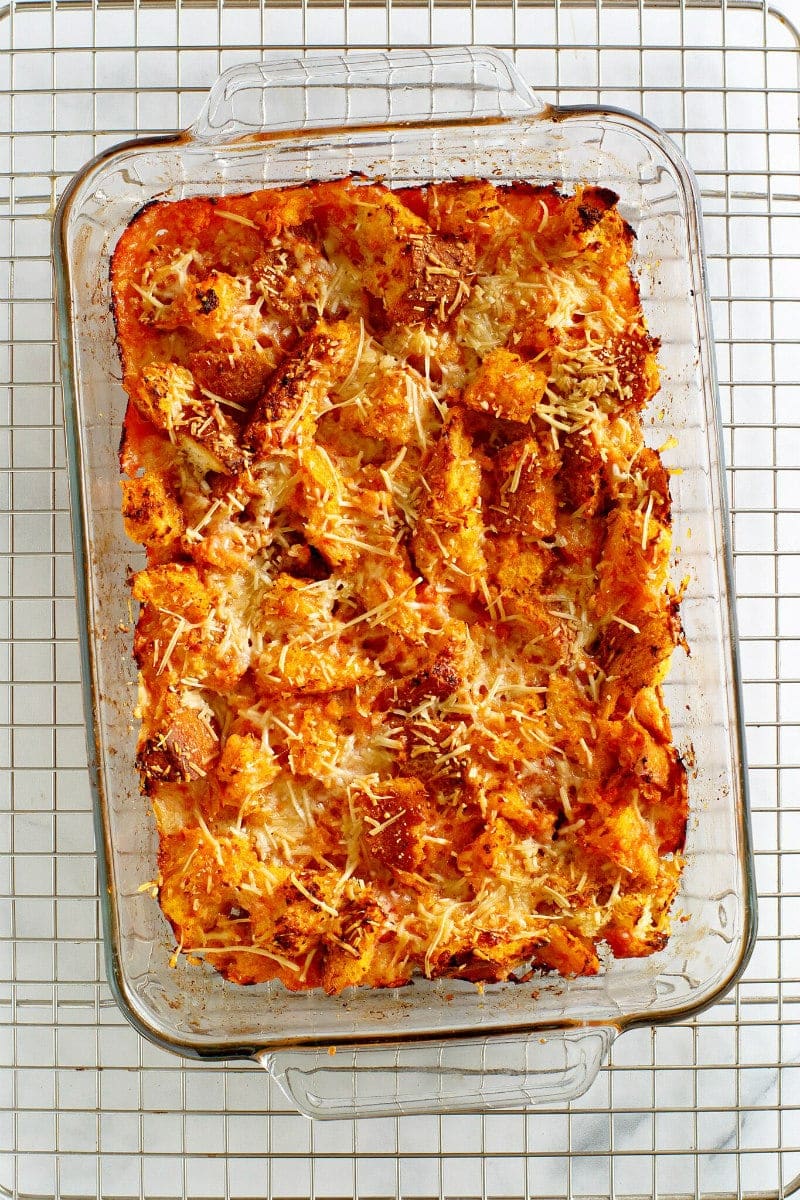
(2, 0), (800, 1196)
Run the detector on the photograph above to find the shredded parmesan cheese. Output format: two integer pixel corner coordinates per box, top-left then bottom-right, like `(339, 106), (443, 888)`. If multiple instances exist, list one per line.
(116, 175), (687, 996)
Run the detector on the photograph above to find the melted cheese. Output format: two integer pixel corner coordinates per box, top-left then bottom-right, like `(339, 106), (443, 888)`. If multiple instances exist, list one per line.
(114, 177), (687, 995)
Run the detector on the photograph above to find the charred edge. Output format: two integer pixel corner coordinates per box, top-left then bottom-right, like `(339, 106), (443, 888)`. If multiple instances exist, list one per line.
(195, 288), (219, 315)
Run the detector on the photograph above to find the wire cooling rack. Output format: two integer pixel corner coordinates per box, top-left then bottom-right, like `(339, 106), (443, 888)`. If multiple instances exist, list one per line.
(2, 0), (800, 1196)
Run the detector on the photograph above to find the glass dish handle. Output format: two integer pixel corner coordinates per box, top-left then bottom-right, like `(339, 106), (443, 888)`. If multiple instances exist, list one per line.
(256, 1027), (615, 1119)
(191, 48), (544, 142)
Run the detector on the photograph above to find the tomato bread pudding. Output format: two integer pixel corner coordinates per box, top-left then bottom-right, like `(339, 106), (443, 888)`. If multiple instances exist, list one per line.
(111, 177), (688, 994)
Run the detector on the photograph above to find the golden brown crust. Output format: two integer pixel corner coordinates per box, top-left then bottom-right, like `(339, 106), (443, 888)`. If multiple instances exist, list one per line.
(136, 695), (219, 785)
(188, 345), (275, 408)
(113, 176), (687, 994)
(462, 348), (547, 424)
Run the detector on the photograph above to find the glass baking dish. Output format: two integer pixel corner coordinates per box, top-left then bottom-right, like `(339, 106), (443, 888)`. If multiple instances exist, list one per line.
(54, 47), (756, 1119)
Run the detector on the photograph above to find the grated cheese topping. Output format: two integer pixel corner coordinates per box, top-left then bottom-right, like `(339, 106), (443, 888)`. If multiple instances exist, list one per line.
(112, 176), (688, 995)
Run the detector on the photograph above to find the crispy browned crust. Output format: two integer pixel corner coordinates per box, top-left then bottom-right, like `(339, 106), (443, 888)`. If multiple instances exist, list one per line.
(112, 176), (687, 994)
(188, 346), (275, 408)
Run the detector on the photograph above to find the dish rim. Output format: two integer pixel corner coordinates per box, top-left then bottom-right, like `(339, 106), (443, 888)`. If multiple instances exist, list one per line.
(53, 54), (757, 1059)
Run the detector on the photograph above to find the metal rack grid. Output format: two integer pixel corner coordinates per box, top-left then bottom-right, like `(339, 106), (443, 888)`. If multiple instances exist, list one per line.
(2, 0), (800, 1196)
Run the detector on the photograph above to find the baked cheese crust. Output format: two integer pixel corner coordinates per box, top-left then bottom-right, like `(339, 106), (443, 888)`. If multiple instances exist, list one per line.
(112, 177), (688, 993)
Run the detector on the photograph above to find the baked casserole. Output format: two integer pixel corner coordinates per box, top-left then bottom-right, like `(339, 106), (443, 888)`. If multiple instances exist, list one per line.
(111, 176), (688, 995)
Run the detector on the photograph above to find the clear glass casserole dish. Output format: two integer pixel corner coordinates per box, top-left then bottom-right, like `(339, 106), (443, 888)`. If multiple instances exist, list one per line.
(53, 48), (756, 1119)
